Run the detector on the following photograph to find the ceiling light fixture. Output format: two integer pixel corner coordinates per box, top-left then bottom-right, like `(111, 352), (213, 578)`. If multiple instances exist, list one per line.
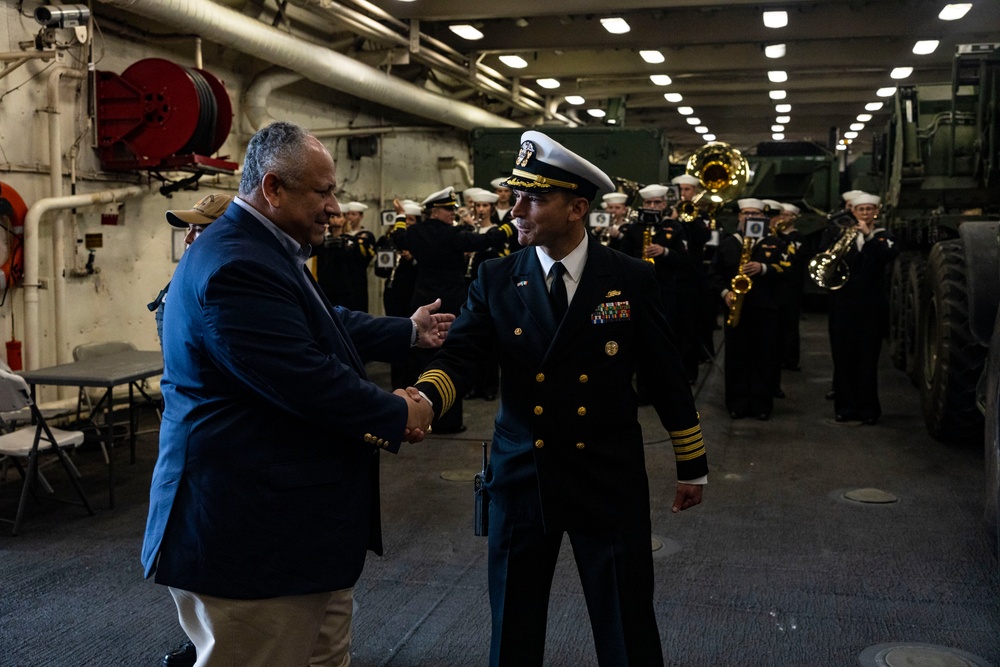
(769, 90), (787, 100)
(587, 108), (607, 118)
(775, 103), (792, 113)
(876, 87), (897, 97)
(772, 133), (785, 141)
(649, 74), (673, 86)
(890, 66), (913, 79)
(765, 43), (786, 59)
(536, 78), (560, 89)
(607, 119), (618, 125)
(664, 93), (683, 103)
(678, 106), (694, 115)
(600, 17), (631, 34)
(449, 24), (484, 40)
(565, 95), (586, 105)
(850, 123), (865, 131)
(776, 115), (791, 123)
(865, 101), (884, 111)
(703, 134), (717, 141)
(913, 39), (939, 55)
(498, 55), (528, 68)
(938, 3), (972, 21)
(640, 50), (665, 64)
(836, 144), (847, 151)
(762, 10), (788, 28)
(856, 113), (872, 122)
(772, 124), (785, 132)
(844, 131), (859, 139)
(686, 117), (701, 125)
(768, 70), (788, 83)
(695, 126), (708, 134)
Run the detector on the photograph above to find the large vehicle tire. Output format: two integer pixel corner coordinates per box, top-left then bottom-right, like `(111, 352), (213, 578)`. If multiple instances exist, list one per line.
(917, 240), (986, 442)
(904, 257), (926, 385)
(888, 253), (916, 370)
(984, 306), (1000, 556)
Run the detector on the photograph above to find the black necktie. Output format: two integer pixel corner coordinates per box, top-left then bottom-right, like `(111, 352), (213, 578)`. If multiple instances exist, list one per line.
(549, 261), (568, 321)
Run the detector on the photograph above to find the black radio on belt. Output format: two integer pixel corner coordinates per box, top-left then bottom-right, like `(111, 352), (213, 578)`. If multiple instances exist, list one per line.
(474, 441), (490, 537)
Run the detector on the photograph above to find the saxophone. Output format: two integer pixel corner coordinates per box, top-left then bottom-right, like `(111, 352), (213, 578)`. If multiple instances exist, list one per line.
(726, 233), (755, 327)
(641, 225), (656, 264)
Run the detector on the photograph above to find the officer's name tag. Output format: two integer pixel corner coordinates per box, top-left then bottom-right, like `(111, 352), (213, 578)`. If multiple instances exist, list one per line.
(591, 300), (630, 324)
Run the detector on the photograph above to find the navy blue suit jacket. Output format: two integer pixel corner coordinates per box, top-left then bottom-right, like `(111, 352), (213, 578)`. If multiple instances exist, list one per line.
(416, 234), (707, 531)
(142, 202), (412, 599)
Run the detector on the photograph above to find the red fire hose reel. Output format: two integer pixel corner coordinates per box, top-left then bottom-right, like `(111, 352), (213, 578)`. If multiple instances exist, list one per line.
(96, 58), (237, 175)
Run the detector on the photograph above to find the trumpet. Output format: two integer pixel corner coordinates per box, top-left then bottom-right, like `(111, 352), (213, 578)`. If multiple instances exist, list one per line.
(641, 224), (656, 264)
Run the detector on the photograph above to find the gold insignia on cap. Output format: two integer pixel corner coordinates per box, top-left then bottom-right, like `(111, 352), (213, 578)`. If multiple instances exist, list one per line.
(516, 140), (536, 167)
(605, 341), (619, 356)
(606, 290), (621, 298)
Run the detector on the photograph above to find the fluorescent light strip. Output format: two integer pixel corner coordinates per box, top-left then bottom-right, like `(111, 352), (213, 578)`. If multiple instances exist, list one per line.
(640, 50), (665, 64)
(499, 55), (528, 68)
(600, 17), (630, 34)
(449, 24), (483, 40)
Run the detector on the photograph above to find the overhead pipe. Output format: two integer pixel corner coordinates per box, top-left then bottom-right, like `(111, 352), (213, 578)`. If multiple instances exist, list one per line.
(23, 186), (145, 371)
(97, 0), (520, 131)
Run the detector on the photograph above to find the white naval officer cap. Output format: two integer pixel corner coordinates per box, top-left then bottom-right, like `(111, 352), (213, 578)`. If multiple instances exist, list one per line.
(468, 191), (499, 204)
(842, 189), (865, 202)
(737, 198), (766, 211)
(500, 131), (615, 201)
(671, 174), (701, 187)
(602, 192), (628, 205)
(637, 184), (669, 200)
(781, 203), (801, 215)
(422, 186), (459, 208)
(852, 193), (881, 206)
(343, 202), (369, 213)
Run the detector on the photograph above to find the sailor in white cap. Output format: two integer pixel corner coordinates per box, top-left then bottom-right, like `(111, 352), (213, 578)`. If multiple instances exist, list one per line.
(712, 196), (794, 421)
(317, 201), (375, 312)
(391, 185), (516, 432)
(490, 176), (514, 224)
(842, 189), (865, 211)
(411, 130), (707, 666)
(821, 191), (896, 425)
(637, 183), (670, 211)
(671, 173), (702, 202)
(601, 191), (628, 225)
(772, 202), (806, 387)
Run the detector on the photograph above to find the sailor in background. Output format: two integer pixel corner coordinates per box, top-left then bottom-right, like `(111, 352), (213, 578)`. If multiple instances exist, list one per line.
(491, 177), (514, 225)
(595, 191), (629, 250)
(376, 200), (422, 389)
(775, 203), (805, 373)
(670, 174), (713, 382)
(391, 186), (514, 432)
(711, 198), (792, 420)
(465, 189), (505, 401)
(826, 193), (897, 424)
(315, 203), (374, 312)
(342, 202), (376, 312)
(413, 130), (707, 667)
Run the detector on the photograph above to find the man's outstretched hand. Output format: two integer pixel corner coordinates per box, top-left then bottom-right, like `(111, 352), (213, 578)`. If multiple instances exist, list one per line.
(412, 299), (456, 349)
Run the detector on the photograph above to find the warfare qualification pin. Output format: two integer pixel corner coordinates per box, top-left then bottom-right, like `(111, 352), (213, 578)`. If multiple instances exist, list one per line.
(516, 140), (536, 167)
(605, 341), (619, 356)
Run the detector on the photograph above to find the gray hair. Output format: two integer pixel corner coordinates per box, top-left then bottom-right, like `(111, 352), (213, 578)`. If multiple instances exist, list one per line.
(239, 122), (312, 198)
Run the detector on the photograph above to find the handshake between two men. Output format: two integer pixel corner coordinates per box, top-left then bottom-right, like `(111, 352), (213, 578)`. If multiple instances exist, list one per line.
(393, 298), (454, 443)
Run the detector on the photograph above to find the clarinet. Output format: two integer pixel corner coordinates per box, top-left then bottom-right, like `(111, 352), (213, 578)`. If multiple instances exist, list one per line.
(387, 251), (403, 288)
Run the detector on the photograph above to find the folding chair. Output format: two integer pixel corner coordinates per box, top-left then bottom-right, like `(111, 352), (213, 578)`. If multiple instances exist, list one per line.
(0, 368), (94, 535)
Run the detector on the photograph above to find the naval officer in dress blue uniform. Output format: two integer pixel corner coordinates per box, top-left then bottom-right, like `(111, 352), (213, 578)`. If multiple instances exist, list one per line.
(414, 131), (709, 666)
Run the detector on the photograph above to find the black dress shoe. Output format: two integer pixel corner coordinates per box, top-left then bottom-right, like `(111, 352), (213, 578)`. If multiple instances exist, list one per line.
(162, 642), (196, 667)
(757, 413), (770, 421)
(773, 389), (786, 399)
(825, 390), (835, 400)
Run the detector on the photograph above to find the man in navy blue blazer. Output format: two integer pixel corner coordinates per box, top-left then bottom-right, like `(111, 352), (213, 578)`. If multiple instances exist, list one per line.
(142, 122), (447, 667)
(414, 131), (708, 666)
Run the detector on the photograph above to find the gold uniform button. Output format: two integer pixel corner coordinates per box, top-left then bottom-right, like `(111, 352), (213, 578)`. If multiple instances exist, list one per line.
(514, 327), (523, 335)
(579, 374), (588, 383)
(577, 407), (587, 416)
(533, 405), (544, 415)
(535, 373), (545, 383)
(534, 439), (544, 449)
(576, 442), (586, 450)
(364, 434), (372, 443)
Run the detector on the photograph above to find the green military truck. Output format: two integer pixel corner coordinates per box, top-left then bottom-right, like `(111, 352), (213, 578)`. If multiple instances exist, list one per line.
(874, 44), (1000, 551)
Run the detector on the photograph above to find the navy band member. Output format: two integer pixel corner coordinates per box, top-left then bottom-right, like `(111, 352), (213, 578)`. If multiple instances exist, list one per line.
(827, 193), (897, 423)
(414, 131), (708, 667)
(711, 197), (792, 420)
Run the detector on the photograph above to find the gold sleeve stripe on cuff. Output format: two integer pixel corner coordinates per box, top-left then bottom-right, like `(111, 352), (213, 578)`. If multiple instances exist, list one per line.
(668, 424), (702, 438)
(673, 440), (705, 455)
(672, 433), (703, 445)
(676, 448), (706, 462)
(418, 370), (456, 414)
